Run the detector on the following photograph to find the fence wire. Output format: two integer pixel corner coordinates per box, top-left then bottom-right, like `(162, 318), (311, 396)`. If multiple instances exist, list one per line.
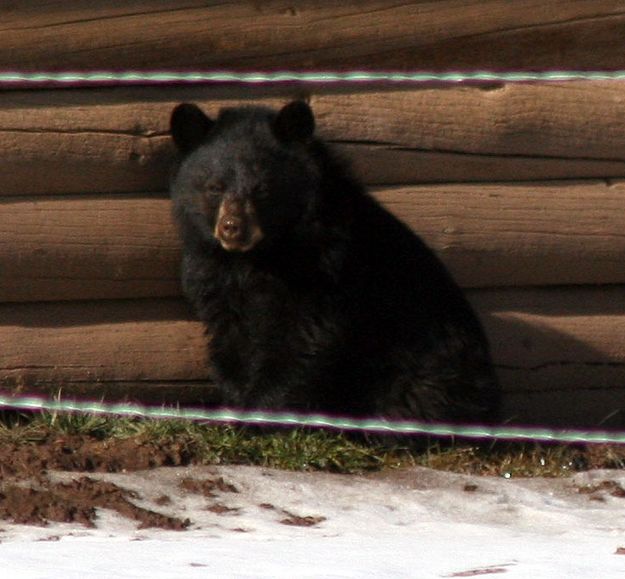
(2, 70), (625, 86)
(0, 395), (623, 444)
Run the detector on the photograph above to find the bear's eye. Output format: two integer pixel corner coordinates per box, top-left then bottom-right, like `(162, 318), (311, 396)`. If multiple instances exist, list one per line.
(192, 176), (206, 190)
(206, 181), (226, 196)
(253, 185), (270, 200)
(192, 175), (226, 194)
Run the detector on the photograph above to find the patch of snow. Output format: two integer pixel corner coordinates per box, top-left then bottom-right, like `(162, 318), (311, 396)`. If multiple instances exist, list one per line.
(1, 465), (624, 578)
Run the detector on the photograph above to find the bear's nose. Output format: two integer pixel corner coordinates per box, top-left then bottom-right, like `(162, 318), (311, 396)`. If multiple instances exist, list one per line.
(220, 216), (243, 240)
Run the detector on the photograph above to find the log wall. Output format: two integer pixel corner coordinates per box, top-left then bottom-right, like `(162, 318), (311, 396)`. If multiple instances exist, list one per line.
(3, 180), (625, 302)
(1, 2), (624, 428)
(3, 1), (625, 72)
(3, 288), (624, 427)
(5, 83), (625, 196)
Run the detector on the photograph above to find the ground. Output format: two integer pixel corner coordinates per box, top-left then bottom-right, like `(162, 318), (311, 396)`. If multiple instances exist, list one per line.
(0, 432), (624, 578)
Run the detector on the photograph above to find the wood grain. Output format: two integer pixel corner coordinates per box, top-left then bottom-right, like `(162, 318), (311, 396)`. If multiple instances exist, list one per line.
(474, 287), (625, 427)
(0, 299), (210, 386)
(3, 180), (625, 301)
(4, 82), (625, 196)
(0, 195), (181, 302)
(1, 288), (623, 427)
(378, 182), (625, 288)
(2, 1), (625, 71)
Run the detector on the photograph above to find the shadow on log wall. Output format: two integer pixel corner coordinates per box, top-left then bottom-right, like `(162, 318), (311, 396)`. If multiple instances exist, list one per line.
(2, 289), (624, 428)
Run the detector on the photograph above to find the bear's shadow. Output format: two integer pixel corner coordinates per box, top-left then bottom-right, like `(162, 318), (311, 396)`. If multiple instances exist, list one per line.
(3, 294), (623, 430)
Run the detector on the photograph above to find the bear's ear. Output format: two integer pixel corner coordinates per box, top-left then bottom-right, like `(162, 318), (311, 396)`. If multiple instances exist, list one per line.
(170, 103), (215, 154)
(273, 101), (315, 143)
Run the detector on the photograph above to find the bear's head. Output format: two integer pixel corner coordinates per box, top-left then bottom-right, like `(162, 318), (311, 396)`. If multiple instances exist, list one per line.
(170, 101), (319, 252)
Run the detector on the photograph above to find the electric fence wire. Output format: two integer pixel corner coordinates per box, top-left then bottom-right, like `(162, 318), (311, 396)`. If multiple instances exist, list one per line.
(0, 395), (623, 444)
(2, 70), (625, 86)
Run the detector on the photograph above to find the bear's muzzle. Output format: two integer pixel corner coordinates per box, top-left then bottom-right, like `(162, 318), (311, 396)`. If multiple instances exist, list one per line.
(214, 197), (264, 252)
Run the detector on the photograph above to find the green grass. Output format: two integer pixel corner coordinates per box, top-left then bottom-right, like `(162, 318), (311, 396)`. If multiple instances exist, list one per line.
(0, 408), (622, 476)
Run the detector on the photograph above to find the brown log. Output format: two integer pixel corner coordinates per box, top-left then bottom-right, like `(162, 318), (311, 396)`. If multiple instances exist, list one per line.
(3, 180), (625, 302)
(5, 82), (625, 196)
(0, 298), (211, 385)
(473, 287), (625, 427)
(377, 182), (625, 288)
(1, 288), (624, 427)
(2, 1), (625, 72)
(0, 195), (181, 302)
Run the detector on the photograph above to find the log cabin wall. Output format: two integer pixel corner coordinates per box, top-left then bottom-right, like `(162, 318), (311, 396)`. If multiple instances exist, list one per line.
(2, 1), (625, 428)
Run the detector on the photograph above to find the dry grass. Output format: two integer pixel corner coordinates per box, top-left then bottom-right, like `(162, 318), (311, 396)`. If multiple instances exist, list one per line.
(0, 409), (623, 476)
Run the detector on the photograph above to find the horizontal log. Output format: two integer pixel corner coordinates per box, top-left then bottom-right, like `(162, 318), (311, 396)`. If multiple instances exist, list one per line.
(2, 2), (625, 71)
(5, 82), (625, 195)
(379, 182), (625, 288)
(474, 287), (625, 427)
(0, 299), (211, 385)
(1, 288), (624, 428)
(0, 195), (182, 302)
(3, 180), (625, 301)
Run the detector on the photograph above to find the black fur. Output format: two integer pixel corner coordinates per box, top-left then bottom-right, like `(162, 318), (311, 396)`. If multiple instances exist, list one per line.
(169, 101), (500, 424)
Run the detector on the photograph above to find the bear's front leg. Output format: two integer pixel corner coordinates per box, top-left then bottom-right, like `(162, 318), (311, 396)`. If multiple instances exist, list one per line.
(238, 347), (327, 412)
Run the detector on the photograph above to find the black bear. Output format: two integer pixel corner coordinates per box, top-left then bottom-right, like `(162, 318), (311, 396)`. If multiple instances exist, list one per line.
(169, 100), (500, 425)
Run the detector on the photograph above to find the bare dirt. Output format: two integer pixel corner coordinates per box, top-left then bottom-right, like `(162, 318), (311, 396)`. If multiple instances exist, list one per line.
(0, 434), (203, 530)
(0, 434), (193, 480)
(0, 431), (338, 537)
(0, 477), (189, 530)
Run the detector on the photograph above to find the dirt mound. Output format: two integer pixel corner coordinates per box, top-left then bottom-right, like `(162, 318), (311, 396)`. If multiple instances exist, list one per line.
(0, 477), (189, 530)
(0, 433), (199, 530)
(0, 434), (193, 480)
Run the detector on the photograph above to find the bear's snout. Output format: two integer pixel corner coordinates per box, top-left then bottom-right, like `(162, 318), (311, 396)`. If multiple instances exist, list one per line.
(214, 197), (264, 252)
(218, 213), (243, 238)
